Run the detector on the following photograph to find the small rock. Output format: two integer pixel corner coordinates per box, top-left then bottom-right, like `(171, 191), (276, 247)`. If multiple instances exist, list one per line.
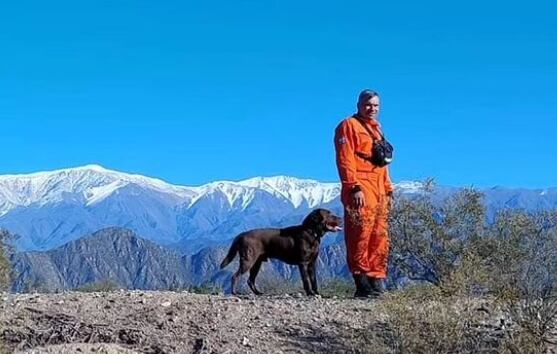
(242, 336), (251, 346)
(161, 301), (172, 307)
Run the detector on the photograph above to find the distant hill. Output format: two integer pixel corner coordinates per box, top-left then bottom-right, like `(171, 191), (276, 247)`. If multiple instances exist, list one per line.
(10, 227), (349, 293)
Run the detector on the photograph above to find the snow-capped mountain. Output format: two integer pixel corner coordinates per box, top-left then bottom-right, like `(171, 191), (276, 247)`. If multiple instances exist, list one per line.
(0, 165), (555, 253)
(0, 165), (347, 252)
(0, 165), (194, 214)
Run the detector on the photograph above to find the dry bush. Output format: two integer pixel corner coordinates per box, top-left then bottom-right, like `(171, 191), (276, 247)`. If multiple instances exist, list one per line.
(381, 184), (557, 353)
(376, 287), (503, 354)
(188, 282), (224, 295)
(499, 295), (557, 354)
(389, 182), (488, 294)
(482, 210), (557, 298)
(0, 229), (14, 291)
(76, 279), (120, 293)
(0, 229), (15, 354)
(319, 278), (354, 298)
(485, 210), (557, 353)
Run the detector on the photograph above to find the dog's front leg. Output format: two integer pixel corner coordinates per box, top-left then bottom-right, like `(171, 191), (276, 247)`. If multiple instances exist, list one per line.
(308, 261), (319, 295)
(298, 263), (315, 296)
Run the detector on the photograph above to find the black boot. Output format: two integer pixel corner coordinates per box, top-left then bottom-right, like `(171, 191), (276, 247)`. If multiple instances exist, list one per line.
(353, 274), (378, 298)
(368, 276), (386, 296)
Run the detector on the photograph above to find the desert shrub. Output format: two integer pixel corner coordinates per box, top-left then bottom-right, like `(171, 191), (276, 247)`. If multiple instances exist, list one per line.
(188, 282), (224, 295)
(367, 282), (516, 354)
(389, 183), (489, 294)
(482, 210), (557, 298)
(319, 277), (354, 297)
(486, 210), (557, 353)
(0, 229), (14, 291)
(499, 294), (557, 354)
(76, 279), (120, 292)
(375, 288), (556, 354)
(381, 184), (557, 353)
(0, 231), (12, 354)
(390, 184), (557, 293)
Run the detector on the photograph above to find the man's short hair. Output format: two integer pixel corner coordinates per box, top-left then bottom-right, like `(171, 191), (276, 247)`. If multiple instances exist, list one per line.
(358, 89), (379, 103)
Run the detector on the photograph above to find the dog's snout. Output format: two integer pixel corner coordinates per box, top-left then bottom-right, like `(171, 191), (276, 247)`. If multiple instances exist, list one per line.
(329, 214), (342, 224)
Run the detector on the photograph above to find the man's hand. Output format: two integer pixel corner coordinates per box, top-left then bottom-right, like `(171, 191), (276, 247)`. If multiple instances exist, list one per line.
(386, 192), (393, 210)
(351, 190), (366, 209)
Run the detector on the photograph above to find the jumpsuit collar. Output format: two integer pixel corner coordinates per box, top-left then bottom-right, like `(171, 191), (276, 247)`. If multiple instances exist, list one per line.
(353, 114), (382, 139)
(353, 113), (381, 128)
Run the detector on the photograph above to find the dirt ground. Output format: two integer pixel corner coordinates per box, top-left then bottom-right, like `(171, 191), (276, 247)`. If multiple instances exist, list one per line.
(1, 291), (383, 354)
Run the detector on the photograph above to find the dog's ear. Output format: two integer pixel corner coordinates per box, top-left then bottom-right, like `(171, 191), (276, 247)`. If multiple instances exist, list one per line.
(302, 209), (324, 228)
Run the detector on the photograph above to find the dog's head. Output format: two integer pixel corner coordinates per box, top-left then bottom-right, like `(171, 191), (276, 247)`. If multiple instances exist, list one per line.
(302, 209), (343, 235)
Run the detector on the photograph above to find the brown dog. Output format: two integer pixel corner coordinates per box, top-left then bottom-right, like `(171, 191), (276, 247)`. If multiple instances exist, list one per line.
(220, 209), (342, 296)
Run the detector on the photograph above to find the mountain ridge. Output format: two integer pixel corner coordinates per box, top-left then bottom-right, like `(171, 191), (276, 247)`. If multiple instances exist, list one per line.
(1, 164), (555, 253)
(10, 227), (348, 293)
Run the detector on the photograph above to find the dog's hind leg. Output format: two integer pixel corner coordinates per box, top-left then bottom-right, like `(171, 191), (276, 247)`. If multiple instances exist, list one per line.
(231, 270), (242, 295)
(247, 258), (264, 295)
(231, 258), (255, 295)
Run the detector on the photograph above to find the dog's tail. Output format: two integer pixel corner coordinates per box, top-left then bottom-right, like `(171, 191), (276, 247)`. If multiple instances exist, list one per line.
(220, 236), (241, 269)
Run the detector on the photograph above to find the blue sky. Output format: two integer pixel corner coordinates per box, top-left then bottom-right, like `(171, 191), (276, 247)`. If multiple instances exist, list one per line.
(1, 1), (556, 188)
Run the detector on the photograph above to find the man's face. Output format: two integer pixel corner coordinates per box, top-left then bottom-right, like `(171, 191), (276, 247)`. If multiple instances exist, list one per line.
(357, 96), (380, 120)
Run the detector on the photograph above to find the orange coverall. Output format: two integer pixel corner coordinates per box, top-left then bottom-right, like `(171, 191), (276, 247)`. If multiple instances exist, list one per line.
(334, 116), (393, 279)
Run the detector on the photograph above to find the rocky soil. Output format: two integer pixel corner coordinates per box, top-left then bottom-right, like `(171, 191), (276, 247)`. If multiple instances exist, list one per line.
(4, 290), (553, 354)
(1, 291), (383, 354)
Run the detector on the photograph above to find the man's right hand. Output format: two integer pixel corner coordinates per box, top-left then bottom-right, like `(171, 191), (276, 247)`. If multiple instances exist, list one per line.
(351, 191), (366, 209)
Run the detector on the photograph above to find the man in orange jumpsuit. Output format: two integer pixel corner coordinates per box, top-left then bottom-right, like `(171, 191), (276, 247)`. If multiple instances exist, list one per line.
(334, 89), (393, 298)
